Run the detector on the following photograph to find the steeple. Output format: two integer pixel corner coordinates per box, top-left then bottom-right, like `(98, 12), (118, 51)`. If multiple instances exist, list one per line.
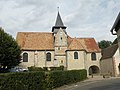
(55, 12), (64, 27)
(52, 11), (67, 34)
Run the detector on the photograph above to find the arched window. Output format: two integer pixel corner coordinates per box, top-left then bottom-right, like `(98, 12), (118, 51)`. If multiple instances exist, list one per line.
(74, 52), (78, 59)
(46, 52), (51, 61)
(91, 52), (96, 60)
(23, 53), (28, 62)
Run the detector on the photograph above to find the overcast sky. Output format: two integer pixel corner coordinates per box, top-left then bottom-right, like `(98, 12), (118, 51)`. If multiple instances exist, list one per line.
(0, 0), (119, 42)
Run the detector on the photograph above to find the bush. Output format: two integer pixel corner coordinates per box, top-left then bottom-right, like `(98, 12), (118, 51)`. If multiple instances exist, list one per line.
(0, 71), (46, 90)
(50, 69), (87, 88)
(0, 69), (87, 90)
(28, 66), (64, 71)
(43, 67), (48, 71)
(49, 66), (64, 71)
(28, 66), (44, 71)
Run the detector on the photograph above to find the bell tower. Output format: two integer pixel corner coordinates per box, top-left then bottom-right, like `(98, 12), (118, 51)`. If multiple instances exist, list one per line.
(52, 11), (68, 68)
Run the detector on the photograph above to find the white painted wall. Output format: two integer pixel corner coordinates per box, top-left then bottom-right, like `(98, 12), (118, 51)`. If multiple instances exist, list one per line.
(19, 50), (55, 68)
(117, 28), (120, 54)
(86, 52), (101, 75)
(67, 51), (85, 70)
(100, 58), (114, 76)
(114, 49), (120, 76)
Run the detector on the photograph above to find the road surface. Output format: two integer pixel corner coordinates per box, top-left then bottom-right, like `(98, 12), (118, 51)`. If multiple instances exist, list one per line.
(73, 78), (120, 90)
(54, 76), (120, 90)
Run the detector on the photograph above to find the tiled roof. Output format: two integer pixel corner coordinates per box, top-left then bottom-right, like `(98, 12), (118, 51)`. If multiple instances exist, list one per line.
(68, 38), (84, 51)
(67, 36), (73, 46)
(67, 38), (100, 52)
(76, 38), (100, 52)
(101, 44), (118, 60)
(16, 32), (100, 52)
(16, 32), (54, 50)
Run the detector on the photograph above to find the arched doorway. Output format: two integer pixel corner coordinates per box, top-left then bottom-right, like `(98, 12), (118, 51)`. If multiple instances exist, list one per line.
(89, 65), (99, 75)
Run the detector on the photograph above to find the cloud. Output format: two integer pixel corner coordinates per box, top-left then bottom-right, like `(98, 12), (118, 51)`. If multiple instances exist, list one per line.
(0, 0), (119, 42)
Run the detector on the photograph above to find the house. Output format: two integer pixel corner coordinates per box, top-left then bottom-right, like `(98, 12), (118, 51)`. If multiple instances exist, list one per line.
(111, 12), (120, 53)
(16, 12), (101, 75)
(100, 43), (120, 77)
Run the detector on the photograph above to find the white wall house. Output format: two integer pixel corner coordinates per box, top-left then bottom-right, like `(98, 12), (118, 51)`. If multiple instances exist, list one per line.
(110, 12), (120, 77)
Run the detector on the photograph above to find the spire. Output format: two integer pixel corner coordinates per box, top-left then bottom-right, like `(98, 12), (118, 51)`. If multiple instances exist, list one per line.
(55, 11), (64, 27)
(52, 11), (67, 34)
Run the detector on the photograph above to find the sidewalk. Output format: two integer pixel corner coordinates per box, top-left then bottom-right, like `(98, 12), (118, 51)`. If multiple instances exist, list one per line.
(54, 75), (120, 90)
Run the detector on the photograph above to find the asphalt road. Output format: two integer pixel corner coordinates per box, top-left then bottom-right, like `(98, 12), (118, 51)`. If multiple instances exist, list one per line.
(67, 78), (120, 90)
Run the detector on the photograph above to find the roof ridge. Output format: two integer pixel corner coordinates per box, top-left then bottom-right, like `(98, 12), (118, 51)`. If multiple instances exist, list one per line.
(18, 32), (53, 34)
(102, 44), (118, 50)
(77, 37), (94, 39)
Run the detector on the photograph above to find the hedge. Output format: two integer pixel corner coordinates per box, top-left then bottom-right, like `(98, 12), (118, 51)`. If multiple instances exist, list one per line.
(28, 66), (64, 71)
(50, 69), (87, 88)
(0, 72), (46, 90)
(28, 66), (45, 71)
(0, 69), (87, 90)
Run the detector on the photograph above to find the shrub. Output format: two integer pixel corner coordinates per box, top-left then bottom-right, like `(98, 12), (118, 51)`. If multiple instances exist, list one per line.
(28, 66), (64, 71)
(50, 69), (87, 88)
(0, 69), (87, 90)
(0, 71), (46, 90)
(28, 66), (44, 71)
(49, 66), (64, 71)
(43, 67), (48, 71)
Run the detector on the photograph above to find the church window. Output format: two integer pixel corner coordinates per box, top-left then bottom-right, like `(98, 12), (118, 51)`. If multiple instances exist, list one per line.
(91, 52), (96, 60)
(74, 52), (78, 59)
(46, 52), (51, 61)
(23, 53), (28, 62)
(58, 47), (60, 50)
(61, 60), (63, 64)
(61, 37), (62, 40)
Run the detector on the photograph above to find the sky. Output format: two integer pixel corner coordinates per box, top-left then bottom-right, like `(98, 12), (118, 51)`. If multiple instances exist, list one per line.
(0, 0), (119, 42)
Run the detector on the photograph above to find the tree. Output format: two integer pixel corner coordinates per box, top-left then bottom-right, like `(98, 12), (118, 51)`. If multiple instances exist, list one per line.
(98, 40), (112, 49)
(0, 27), (21, 71)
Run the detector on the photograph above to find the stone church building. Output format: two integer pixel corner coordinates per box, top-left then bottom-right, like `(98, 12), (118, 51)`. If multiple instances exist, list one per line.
(16, 12), (101, 75)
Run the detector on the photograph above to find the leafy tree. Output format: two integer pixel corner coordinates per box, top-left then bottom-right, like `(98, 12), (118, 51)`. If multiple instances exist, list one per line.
(98, 40), (112, 49)
(0, 28), (21, 71)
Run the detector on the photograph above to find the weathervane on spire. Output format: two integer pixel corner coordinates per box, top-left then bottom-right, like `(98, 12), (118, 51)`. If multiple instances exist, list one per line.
(57, 7), (59, 12)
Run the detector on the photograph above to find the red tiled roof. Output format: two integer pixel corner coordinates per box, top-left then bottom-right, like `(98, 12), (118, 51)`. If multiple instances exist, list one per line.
(16, 32), (54, 50)
(16, 32), (100, 52)
(68, 38), (84, 51)
(67, 36), (73, 46)
(77, 38), (100, 52)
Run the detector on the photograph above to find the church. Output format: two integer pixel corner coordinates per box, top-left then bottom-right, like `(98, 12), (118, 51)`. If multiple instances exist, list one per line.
(16, 12), (101, 75)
